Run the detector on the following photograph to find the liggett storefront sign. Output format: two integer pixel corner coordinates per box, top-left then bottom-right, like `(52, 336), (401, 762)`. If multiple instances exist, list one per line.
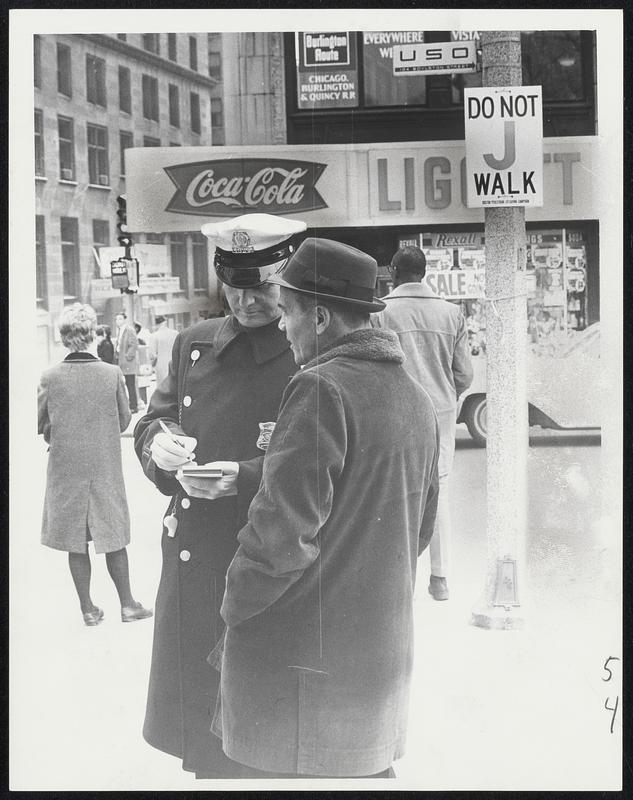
(126, 138), (598, 233)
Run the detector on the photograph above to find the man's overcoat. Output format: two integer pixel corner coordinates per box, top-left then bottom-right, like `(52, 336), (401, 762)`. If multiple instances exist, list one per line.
(116, 323), (138, 375)
(134, 315), (297, 776)
(39, 353), (132, 553)
(216, 329), (440, 776)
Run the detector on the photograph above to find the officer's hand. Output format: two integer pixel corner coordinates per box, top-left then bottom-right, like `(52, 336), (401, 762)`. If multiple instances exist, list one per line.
(176, 461), (239, 499)
(150, 432), (198, 472)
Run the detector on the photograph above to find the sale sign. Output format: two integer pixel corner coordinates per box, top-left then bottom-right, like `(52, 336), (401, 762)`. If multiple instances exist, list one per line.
(464, 85), (543, 208)
(425, 268), (485, 299)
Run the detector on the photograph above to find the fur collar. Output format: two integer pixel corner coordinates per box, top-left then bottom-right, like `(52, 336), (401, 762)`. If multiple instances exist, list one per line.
(303, 328), (404, 371)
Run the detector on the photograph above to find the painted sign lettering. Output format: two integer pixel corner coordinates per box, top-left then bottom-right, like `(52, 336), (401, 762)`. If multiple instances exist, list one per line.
(164, 158), (328, 216)
(464, 86), (543, 208)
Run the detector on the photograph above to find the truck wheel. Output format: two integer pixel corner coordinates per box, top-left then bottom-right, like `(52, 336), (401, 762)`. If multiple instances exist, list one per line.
(463, 395), (487, 446)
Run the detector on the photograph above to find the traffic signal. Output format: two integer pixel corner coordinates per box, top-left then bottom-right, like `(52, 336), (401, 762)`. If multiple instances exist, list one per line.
(116, 194), (133, 250)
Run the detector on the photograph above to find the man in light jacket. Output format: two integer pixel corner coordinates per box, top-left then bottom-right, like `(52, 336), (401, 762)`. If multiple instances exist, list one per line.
(374, 245), (473, 601)
(213, 238), (439, 778)
(150, 315), (178, 388)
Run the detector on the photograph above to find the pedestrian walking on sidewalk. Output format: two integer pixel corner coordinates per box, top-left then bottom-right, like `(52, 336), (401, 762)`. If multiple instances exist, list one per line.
(213, 238), (439, 778)
(114, 311), (139, 412)
(38, 303), (152, 627)
(374, 245), (473, 601)
(96, 324), (115, 364)
(134, 213), (306, 779)
(149, 315), (178, 388)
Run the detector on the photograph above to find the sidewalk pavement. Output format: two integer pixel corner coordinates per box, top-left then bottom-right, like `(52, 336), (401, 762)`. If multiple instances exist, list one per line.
(14, 424), (620, 791)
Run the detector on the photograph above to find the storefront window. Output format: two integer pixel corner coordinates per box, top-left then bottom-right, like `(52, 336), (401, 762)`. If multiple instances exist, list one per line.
(293, 30), (591, 113)
(450, 30), (588, 105)
(362, 31), (426, 106)
(521, 31), (586, 102)
(405, 227), (591, 356)
(295, 32), (359, 110)
(192, 232), (209, 292)
(169, 232), (188, 294)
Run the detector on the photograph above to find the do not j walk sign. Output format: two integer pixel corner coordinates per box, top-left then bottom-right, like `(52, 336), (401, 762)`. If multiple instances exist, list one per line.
(464, 85), (543, 208)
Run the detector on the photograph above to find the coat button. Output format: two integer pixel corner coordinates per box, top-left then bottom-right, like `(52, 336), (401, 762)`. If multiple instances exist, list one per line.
(191, 349), (200, 361)
(179, 549), (191, 562)
(183, 395), (192, 407)
(181, 497), (191, 509)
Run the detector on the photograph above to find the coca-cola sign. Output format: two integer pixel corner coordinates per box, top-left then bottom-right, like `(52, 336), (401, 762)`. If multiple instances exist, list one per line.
(164, 158), (328, 217)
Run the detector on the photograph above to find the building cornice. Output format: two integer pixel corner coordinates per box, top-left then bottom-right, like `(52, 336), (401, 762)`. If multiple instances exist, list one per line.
(76, 33), (218, 89)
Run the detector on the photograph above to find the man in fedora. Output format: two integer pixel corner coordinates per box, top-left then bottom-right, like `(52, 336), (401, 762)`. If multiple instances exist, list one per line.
(134, 213), (306, 778)
(374, 245), (473, 601)
(213, 238), (440, 778)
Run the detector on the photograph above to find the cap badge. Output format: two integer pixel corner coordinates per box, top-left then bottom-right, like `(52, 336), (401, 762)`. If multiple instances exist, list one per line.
(232, 230), (254, 253)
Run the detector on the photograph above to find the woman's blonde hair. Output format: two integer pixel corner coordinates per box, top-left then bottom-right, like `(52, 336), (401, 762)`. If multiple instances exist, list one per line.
(58, 303), (98, 352)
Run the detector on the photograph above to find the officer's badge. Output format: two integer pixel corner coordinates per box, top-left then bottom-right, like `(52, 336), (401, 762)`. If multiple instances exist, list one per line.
(257, 422), (276, 451)
(232, 230), (254, 253)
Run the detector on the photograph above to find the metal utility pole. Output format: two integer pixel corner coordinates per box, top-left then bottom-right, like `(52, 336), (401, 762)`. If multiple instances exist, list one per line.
(471, 31), (528, 630)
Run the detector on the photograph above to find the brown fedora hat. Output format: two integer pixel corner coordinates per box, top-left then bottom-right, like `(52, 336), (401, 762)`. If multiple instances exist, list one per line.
(267, 238), (386, 312)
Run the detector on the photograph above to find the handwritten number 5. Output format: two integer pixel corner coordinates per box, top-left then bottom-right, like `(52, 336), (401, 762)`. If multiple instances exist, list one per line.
(602, 656), (620, 682)
(604, 696), (619, 734)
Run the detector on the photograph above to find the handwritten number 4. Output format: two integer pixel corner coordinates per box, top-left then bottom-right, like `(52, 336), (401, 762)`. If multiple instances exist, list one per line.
(604, 696), (619, 734)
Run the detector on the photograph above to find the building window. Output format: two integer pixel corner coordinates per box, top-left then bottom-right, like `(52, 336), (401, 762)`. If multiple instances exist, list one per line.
(87, 124), (109, 185)
(210, 98), (225, 145)
(208, 52), (222, 82)
(169, 141), (181, 147)
(60, 217), (80, 299)
(57, 43), (72, 97)
(58, 116), (75, 181)
(118, 66), (131, 113)
(168, 32), (177, 61)
(36, 215), (47, 308)
(146, 232), (164, 244)
(172, 312), (191, 331)
(142, 33), (161, 55)
(92, 219), (110, 277)
(190, 92), (201, 134)
(521, 31), (587, 102)
(170, 232), (188, 294)
(208, 33), (222, 81)
(142, 74), (159, 121)
(362, 32), (427, 107)
(189, 36), (198, 70)
(86, 54), (107, 107)
(119, 130), (133, 176)
(192, 233), (209, 291)
(143, 136), (161, 147)
(168, 84), (180, 127)
(93, 218), (110, 246)
(34, 109), (45, 177)
(290, 30), (596, 142)
(34, 35), (41, 89)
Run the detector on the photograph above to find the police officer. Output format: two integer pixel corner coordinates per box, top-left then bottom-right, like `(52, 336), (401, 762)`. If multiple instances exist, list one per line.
(134, 213), (306, 778)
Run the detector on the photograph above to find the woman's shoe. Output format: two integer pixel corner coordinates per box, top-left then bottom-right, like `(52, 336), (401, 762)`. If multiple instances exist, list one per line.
(121, 602), (153, 622)
(83, 607), (104, 626)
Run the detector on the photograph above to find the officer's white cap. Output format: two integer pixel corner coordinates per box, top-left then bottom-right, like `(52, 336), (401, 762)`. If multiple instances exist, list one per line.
(201, 213), (307, 254)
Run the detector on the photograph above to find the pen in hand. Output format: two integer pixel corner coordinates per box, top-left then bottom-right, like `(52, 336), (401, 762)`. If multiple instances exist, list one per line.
(158, 419), (195, 461)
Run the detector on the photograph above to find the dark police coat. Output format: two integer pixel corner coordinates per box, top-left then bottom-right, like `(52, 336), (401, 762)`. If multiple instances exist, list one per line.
(215, 329), (440, 776)
(134, 315), (297, 776)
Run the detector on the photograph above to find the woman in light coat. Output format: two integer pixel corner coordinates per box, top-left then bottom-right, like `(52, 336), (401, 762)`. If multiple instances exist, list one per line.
(38, 303), (152, 626)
